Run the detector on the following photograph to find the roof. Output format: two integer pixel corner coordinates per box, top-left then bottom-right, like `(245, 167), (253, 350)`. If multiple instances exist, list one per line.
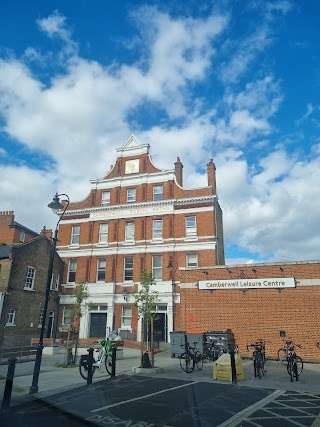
(0, 245), (10, 259)
(8, 221), (39, 237)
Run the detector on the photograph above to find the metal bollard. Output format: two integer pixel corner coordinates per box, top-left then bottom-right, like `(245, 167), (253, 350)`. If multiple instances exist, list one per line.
(1, 357), (17, 413)
(111, 347), (116, 378)
(87, 348), (94, 386)
(230, 347), (237, 385)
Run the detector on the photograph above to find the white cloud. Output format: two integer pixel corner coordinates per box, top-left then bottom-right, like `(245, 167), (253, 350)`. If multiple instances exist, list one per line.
(0, 4), (319, 265)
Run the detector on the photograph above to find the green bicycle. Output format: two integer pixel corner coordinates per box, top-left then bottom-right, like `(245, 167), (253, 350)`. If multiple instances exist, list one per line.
(79, 339), (113, 380)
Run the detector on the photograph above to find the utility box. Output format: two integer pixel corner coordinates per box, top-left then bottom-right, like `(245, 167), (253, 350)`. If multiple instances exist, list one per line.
(213, 354), (244, 382)
(186, 331), (204, 354)
(170, 331), (186, 358)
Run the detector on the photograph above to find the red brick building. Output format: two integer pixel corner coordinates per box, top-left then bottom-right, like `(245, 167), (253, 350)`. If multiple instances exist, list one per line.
(179, 262), (320, 362)
(57, 135), (224, 341)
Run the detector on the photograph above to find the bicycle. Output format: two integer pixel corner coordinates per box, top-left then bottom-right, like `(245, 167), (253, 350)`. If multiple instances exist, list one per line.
(247, 342), (265, 379)
(203, 337), (226, 362)
(79, 339), (113, 380)
(179, 341), (203, 373)
(277, 339), (293, 365)
(286, 343), (303, 382)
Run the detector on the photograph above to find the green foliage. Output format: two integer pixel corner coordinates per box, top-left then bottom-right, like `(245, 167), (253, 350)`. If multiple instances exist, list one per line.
(54, 362), (77, 368)
(71, 280), (89, 332)
(134, 269), (159, 325)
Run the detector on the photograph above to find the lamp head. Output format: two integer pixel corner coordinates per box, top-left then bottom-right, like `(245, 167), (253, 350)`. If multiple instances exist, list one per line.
(167, 260), (173, 270)
(48, 192), (64, 214)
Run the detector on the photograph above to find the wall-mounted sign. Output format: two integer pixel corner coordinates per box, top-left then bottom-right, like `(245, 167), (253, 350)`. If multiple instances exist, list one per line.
(198, 277), (296, 290)
(90, 204), (173, 220)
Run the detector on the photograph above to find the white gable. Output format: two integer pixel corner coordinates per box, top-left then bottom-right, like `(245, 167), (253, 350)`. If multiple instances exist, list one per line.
(117, 134), (150, 157)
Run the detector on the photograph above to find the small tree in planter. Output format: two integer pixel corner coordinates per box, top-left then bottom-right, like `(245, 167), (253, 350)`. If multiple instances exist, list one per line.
(66, 280), (90, 365)
(134, 270), (159, 368)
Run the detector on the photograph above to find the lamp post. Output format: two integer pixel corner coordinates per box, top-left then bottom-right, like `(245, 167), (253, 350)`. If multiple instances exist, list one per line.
(167, 259), (178, 333)
(29, 192), (69, 394)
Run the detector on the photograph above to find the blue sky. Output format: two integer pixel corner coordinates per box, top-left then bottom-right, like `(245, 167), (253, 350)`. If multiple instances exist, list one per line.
(1, 0), (320, 264)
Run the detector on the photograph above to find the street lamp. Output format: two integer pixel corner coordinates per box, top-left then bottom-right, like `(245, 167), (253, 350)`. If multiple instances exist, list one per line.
(167, 259), (178, 332)
(29, 192), (69, 394)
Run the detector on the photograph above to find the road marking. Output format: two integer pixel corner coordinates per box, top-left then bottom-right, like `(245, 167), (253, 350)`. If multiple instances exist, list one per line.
(216, 389), (285, 427)
(91, 381), (198, 412)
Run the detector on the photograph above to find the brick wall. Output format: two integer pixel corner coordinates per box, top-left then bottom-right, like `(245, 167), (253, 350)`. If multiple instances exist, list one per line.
(179, 262), (320, 362)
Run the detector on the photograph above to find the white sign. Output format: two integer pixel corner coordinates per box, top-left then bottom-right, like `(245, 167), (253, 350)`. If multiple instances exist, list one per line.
(90, 204), (173, 220)
(198, 277), (296, 290)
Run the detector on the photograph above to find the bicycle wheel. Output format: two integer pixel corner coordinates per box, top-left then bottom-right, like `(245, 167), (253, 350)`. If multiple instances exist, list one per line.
(295, 356), (303, 376)
(287, 359), (294, 382)
(104, 351), (113, 375)
(79, 356), (96, 380)
(180, 353), (194, 373)
(194, 351), (203, 371)
(255, 354), (263, 379)
(277, 348), (287, 365)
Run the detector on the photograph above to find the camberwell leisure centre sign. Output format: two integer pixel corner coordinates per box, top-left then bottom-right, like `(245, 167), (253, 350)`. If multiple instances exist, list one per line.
(198, 277), (296, 290)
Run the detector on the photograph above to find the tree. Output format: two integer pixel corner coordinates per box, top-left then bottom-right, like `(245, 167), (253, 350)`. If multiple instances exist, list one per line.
(65, 281), (90, 365)
(134, 270), (159, 367)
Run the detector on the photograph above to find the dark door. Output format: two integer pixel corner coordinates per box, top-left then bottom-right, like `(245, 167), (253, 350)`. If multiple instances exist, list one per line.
(46, 312), (54, 338)
(89, 313), (107, 338)
(144, 313), (166, 343)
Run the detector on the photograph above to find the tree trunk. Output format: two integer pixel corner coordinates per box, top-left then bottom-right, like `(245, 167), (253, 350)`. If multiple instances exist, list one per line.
(65, 328), (70, 366)
(140, 317), (144, 367)
(151, 314), (154, 368)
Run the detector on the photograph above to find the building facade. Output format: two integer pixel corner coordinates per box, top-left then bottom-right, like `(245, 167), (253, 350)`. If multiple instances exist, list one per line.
(179, 261), (320, 362)
(0, 236), (64, 347)
(57, 135), (224, 341)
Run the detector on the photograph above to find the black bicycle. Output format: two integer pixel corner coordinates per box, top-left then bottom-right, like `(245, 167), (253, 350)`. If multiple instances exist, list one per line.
(179, 341), (203, 373)
(286, 343), (303, 382)
(277, 339), (293, 365)
(247, 342), (265, 379)
(203, 337), (226, 362)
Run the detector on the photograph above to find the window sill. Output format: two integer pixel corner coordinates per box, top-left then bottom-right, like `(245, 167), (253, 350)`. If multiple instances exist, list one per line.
(5, 324), (16, 327)
(151, 239), (164, 243)
(123, 241), (135, 245)
(23, 287), (35, 292)
(68, 244), (80, 249)
(185, 236), (198, 241)
(97, 242), (109, 246)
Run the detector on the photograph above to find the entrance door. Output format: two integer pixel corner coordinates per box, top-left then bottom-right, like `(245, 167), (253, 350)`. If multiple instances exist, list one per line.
(153, 313), (166, 342)
(89, 313), (107, 338)
(144, 313), (167, 343)
(47, 311), (54, 338)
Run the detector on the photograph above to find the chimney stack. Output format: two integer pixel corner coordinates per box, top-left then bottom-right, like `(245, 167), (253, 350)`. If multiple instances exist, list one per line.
(174, 157), (183, 187)
(207, 159), (216, 194)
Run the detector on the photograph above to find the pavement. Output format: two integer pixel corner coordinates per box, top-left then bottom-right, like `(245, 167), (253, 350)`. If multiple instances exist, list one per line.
(0, 346), (320, 425)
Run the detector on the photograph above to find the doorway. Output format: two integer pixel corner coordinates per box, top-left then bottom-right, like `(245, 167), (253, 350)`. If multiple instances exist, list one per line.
(47, 311), (54, 338)
(89, 313), (107, 338)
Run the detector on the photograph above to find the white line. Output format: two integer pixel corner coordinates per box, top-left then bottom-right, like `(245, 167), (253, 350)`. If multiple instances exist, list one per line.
(91, 381), (198, 412)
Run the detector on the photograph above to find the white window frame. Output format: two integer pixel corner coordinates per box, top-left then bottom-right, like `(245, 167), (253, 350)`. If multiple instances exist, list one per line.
(99, 223), (108, 244)
(62, 307), (72, 326)
(124, 256), (134, 281)
(101, 191), (110, 206)
(127, 188), (136, 203)
(153, 185), (163, 201)
(71, 225), (80, 245)
(67, 260), (77, 283)
(39, 309), (44, 327)
(125, 221), (135, 242)
(55, 273), (60, 290)
(152, 219), (163, 240)
(186, 253), (198, 268)
(24, 266), (36, 290)
(6, 309), (16, 325)
(152, 255), (162, 280)
(185, 216), (197, 237)
(97, 259), (106, 282)
(50, 272), (54, 290)
(19, 230), (25, 242)
(121, 306), (132, 328)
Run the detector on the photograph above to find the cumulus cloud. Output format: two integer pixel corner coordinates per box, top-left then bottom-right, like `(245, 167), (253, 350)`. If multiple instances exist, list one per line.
(0, 3), (319, 264)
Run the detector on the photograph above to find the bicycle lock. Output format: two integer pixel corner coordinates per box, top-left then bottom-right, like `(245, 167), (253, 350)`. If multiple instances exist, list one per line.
(86, 347), (117, 385)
